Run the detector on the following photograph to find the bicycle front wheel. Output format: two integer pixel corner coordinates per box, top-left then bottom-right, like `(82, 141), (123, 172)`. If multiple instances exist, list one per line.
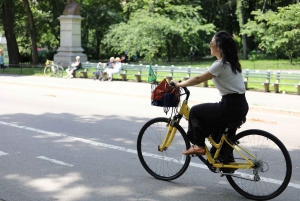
(137, 117), (191, 181)
(226, 129), (292, 200)
(56, 66), (64, 77)
(44, 66), (52, 77)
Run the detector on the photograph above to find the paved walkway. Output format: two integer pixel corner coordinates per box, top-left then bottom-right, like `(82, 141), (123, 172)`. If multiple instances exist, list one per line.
(1, 75), (300, 115)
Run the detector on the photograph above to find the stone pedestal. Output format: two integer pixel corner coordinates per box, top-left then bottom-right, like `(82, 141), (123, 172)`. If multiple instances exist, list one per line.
(54, 15), (87, 67)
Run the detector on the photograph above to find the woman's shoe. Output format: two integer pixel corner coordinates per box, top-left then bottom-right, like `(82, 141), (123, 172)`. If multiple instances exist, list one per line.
(182, 145), (206, 155)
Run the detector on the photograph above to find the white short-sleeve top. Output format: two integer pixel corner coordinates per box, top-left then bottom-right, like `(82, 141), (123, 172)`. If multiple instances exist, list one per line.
(208, 60), (246, 96)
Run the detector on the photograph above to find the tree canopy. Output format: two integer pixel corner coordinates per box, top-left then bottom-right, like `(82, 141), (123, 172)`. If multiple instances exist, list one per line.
(103, 0), (215, 62)
(242, 4), (300, 63)
(0, 0), (299, 64)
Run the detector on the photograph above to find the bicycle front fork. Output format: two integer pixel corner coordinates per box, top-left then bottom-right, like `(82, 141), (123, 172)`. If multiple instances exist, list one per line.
(158, 116), (182, 152)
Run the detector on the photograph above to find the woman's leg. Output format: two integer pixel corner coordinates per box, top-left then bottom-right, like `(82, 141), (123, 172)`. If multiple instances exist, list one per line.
(182, 102), (224, 155)
(108, 69), (119, 81)
(107, 69), (112, 79)
(189, 103), (223, 147)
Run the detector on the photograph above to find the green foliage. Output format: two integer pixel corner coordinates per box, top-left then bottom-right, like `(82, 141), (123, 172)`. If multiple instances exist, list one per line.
(1, 0), (299, 63)
(80, 0), (123, 60)
(242, 4), (300, 63)
(103, 0), (215, 61)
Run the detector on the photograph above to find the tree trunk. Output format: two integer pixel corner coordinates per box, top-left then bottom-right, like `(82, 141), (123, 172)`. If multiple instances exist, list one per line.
(1, 0), (20, 65)
(22, 0), (38, 64)
(236, 0), (248, 60)
(242, 34), (247, 60)
(166, 41), (171, 62)
(290, 53), (293, 64)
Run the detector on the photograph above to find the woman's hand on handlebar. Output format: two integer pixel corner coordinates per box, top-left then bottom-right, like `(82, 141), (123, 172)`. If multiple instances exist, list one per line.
(170, 80), (179, 87)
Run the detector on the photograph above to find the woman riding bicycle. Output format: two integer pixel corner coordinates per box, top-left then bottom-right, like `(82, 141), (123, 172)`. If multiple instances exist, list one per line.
(171, 30), (249, 156)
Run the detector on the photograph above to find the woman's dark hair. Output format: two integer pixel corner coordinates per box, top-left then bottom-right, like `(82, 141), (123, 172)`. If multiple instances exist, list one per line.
(214, 30), (242, 73)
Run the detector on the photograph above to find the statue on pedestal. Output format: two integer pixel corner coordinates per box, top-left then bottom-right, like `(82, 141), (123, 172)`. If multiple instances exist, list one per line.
(55, 0), (87, 66)
(63, 0), (80, 15)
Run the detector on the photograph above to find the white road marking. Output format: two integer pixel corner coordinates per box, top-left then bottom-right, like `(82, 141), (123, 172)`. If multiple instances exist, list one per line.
(1, 120), (299, 190)
(37, 156), (73, 167)
(0, 151), (8, 156)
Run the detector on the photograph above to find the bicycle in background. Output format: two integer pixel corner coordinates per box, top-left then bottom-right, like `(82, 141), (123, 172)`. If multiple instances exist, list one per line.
(44, 60), (64, 77)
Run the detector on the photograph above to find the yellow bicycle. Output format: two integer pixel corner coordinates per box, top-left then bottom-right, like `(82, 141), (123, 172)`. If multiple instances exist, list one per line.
(44, 60), (64, 77)
(137, 84), (292, 200)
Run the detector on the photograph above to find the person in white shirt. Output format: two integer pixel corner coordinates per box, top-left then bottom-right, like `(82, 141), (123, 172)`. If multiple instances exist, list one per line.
(172, 30), (248, 156)
(103, 57), (122, 81)
(65, 56), (81, 78)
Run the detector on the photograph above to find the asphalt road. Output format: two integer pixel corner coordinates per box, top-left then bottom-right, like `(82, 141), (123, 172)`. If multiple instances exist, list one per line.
(0, 75), (299, 201)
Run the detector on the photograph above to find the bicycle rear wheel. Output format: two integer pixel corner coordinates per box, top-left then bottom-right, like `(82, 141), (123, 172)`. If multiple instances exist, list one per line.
(56, 66), (64, 77)
(226, 129), (292, 200)
(44, 66), (52, 77)
(137, 117), (191, 181)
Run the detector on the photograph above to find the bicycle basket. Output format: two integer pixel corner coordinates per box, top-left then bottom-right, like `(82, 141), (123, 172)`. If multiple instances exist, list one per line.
(45, 60), (51, 65)
(150, 79), (180, 108)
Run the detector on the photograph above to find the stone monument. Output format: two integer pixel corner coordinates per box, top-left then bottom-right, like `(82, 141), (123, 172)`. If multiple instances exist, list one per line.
(54, 0), (87, 67)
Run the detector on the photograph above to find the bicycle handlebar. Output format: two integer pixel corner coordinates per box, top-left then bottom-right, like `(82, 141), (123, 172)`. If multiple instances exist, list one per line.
(170, 80), (190, 101)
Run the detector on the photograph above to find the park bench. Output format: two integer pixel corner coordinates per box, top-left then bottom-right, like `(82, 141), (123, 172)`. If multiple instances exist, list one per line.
(118, 64), (149, 82)
(243, 69), (272, 92)
(272, 71), (300, 95)
(75, 62), (95, 78)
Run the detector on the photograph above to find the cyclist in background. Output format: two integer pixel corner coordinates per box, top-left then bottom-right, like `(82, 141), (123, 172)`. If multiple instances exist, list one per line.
(171, 30), (249, 156)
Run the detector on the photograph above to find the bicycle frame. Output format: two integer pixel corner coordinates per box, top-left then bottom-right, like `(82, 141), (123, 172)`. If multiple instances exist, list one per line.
(206, 135), (255, 170)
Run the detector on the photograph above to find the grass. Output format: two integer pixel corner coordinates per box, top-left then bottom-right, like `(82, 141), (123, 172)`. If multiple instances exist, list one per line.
(1, 58), (300, 94)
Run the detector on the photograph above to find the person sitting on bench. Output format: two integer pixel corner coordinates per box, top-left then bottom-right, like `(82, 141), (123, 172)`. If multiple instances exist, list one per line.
(65, 56), (82, 78)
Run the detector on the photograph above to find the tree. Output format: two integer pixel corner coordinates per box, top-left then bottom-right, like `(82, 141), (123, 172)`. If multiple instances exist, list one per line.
(236, 0), (251, 60)
(103, 0), (215, 62)
(1, 0), (21, 65)
(22, 0), (38, 64)
(242, 4), (300, 63)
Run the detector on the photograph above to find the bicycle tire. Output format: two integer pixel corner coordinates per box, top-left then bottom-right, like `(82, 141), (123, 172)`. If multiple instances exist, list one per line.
(226, 129), (292, 200)
(137, 117), (191, 181)
(44, 65), (52, 77)
(56, 66), (64, 77)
